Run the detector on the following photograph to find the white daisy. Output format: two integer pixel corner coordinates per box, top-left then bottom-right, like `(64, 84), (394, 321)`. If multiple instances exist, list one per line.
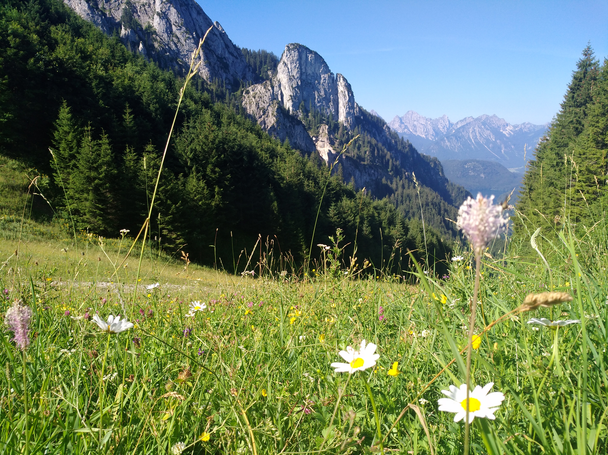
(527, 318), (580, 327)
(451, 256), (464, 262)
(438, 382), (505, 423)
(92, 314), (134, 334)
(146, 282), (160, 290)
(185, 301), (207, 317)
(331, 339), (380, 374)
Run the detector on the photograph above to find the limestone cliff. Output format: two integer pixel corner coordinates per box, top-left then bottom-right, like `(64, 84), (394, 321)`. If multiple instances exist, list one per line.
(242, 43), (359, 152)
(62, 0), (254, 87)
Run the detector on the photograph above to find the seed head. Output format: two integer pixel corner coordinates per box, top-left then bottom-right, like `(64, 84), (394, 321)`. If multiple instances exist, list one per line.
(521, 292), (573, 311)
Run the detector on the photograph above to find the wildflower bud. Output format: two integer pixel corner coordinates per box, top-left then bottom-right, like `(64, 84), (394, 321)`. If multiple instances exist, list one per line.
(4, 300), (33, 351)
(520, 292), (573, 311)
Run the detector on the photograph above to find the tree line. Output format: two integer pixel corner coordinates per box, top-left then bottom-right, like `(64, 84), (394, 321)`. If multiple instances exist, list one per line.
(0, 0), (454, 273)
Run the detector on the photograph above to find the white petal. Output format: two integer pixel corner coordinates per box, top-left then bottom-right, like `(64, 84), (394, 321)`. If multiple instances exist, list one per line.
(338, 350), (353, 363)
(92, 315), (107, 330)
(331, 362), (351, 373)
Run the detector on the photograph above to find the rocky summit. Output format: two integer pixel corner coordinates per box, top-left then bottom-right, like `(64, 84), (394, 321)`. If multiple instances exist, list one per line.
(63, 0), (254, 87)
(242, 43), (359, 153)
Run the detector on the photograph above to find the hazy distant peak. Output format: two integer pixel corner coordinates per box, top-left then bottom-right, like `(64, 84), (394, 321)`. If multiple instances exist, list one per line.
(389, 110), (547, 168)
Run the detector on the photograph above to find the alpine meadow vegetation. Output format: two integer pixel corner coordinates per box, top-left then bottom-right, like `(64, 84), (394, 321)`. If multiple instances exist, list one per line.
(1, 0), (608, 454)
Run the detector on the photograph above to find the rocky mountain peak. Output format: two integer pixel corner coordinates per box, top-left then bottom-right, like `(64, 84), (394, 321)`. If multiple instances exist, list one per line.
(271, 43), (358, 129)
(62, 0), (254, 87)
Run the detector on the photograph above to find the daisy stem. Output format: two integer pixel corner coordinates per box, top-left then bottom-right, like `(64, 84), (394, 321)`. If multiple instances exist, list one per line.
(464, 252), (481, 455)
(321, 373), (351, 450)
(363, 377), (384, 454)
(537, 327), (560, 393)
(98, 332), (111, 447)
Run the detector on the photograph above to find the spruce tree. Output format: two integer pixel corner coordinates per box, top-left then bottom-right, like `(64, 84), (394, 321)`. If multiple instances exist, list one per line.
(516, 46), (600, 235)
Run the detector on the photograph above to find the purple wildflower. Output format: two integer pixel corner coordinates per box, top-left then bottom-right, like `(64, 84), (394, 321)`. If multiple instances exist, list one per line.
(4, 300), (33, 351)
(456, 193), (508, 255)
(198, 348), (204, 356)
(379, 314), (385, 322)
(183, 327), (192, 337)
(64, 310), (70, 316)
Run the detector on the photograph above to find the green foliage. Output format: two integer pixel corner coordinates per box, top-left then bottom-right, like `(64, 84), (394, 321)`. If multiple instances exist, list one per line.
(516, 46), (607, 238)
(240, 48), (279, 82)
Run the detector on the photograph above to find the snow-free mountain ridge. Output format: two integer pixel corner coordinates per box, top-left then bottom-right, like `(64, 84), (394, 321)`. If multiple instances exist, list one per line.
(389, 111), (547, 170)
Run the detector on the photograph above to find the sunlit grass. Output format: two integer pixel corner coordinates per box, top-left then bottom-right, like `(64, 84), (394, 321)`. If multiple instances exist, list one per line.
(1, 213), (606, 454)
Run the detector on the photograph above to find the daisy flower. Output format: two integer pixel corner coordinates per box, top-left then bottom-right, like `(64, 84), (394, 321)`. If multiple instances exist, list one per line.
(185, 301), (207, 317)
(527, 318), (580, 328)
(92, 314), (134, 334)
(438, 382), (505, 423)
(331, 340), (379, 374)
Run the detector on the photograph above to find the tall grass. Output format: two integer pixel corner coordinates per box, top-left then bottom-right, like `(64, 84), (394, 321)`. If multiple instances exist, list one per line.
(1, 198), (607, 453)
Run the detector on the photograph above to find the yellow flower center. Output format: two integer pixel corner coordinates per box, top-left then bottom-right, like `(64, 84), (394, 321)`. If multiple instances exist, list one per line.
(460, 397), (481, 412)
(350, 357), (364, 369)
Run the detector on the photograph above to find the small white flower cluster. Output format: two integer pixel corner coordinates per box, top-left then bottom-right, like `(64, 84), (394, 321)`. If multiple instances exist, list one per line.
(185, 301), (206, 317)
(171, 442), (185, 454)
(457, 193), (508, 255)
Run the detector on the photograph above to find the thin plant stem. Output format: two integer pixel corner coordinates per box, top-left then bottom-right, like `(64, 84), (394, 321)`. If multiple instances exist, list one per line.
(306, 136), (359, 273)
(22, 349), (29, 455)
(320, 373), (352, 450)
(363, 377), (384, 454)
(536, 328), (560, 393)
(464, 252), (482, 455)
(132, 26), (213, 304)
(98, 332), (111, 447)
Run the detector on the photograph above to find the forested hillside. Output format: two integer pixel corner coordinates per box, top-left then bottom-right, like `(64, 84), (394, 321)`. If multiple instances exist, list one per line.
(516, 46), (608, 238)
(0, 0), (452, 272)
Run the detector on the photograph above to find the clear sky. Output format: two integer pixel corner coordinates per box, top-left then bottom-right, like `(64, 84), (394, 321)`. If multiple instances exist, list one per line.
(197, 0), (607, 126)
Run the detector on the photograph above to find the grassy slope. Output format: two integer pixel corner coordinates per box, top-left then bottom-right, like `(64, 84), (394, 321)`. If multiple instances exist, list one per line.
(0, 157), (607, 454)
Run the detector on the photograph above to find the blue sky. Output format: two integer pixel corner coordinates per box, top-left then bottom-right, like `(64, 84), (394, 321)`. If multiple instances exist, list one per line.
(197, 1), (607, 125)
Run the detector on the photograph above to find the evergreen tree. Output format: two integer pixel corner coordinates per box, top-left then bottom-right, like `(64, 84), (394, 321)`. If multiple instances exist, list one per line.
(516, 46), (600, 235)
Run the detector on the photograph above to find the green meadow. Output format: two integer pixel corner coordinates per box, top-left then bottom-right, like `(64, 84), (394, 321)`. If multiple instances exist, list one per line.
(1, 181), (607, 454)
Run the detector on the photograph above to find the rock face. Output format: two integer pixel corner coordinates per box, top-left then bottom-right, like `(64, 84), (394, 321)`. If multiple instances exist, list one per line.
(242, 43), (359, 140)
(62, 0), (254, 87)
(389, 111), (547, 169)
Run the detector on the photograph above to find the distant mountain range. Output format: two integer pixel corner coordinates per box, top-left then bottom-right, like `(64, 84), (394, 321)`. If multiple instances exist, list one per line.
(388, 111), (547, 172)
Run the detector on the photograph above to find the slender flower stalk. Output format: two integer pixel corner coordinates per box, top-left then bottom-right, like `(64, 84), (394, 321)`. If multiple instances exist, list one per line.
(456, 193), (508, 455)
(4, 300), (33, 455)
